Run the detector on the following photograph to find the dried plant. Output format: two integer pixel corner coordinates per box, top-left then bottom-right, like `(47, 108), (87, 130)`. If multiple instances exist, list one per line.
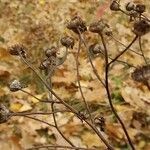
(1, 1), (150, 150)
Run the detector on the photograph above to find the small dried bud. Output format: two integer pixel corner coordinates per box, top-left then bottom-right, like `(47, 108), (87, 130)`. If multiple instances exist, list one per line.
(89, 43), (102, 55)
(133, 20), (150, 36)
(0, 104), (10, 124)
(66, 16), (87, 34)
(126, 2), (135, 11)
(39, 58), (51, 70)
(135, 4), (146, 13)
(110, 0), (120, 11)
(8, 44), (27, 58)
(9, 80), (23, 92)
(131, 65), (150, 82)
(89, 20), (109, 33)
(60, 36), (75, 49)
(45, 47), (57, 58)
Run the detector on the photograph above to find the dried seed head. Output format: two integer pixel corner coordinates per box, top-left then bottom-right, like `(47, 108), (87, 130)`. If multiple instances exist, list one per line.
(110, 0), (120, 11)
(8, 44), (27, 58)
(39, 58), (51, 70)
(131, 65), (150, 82)
(133, 20), (150, 36)
(45, 47), (58, 58)
(60, 36), (75, 49)
(89, 20), (109, 34)
(135, 4), (146, 13)
(89, 43), (102, 55)
(0, 104), (10, 124)
(126, 2), (135, 11)
(9, 80), (23, 92)
(39, 57), (57, 71)
(66, 16), (87, 34)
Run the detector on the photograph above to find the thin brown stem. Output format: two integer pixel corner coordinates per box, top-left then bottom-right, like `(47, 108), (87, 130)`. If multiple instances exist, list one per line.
(51, 103), (75, 147)
(20, 89), (61, 104)
(139, 36), (148, 64)
(27, 144), (96, 150)
(99, 33), (135, 150)
(108, 35), (138, 66)
(110, 35), (142, 57)
(18, 115), (55, 128)
(76, 34), (94, 124)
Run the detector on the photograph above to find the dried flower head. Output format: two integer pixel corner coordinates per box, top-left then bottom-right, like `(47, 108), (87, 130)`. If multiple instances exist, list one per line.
(135, 4), (146, 13)
(9, 80), (23, 92)
(8, 44), (27, 58)
(133, 20), (150, 36)
(60, 36), (75, 49)
(131, 65), (150, 82)
(0, 104), (10, 124)
(66, 16), (87, 34)
(110, 0), (120, 11)
(89, 20), (109, 34)
(89, 43), (102, 55)
(45, 47), (58, 58)
(126, 2), (135, 11)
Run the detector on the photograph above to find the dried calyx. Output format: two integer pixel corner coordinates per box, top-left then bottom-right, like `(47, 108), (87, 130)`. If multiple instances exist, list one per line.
(61, 36), (75, 49)
(8, 44), (27, 58)
(131, 65), (150, 82)
(0, 104), (11, 124)
(89, 19), (109, 34)
(89, 43), (102, 55)
(66, 16), (87, 34)
(126, 2), (135, 11)
(110, 0), (120, 11)
(9, 79), (24, 92)
(45, 46), (58, 58)
(133, 20), (150, 36)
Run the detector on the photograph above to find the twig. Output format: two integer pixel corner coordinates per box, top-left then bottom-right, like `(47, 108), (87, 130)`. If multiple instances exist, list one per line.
(27, 144), (96, 150)
(139, 36), (148, 64)
(108, 35), (138, 66)
(76, 32), (94, 124)
(20, 89), (61, 104)
(99, 33), (135, 150)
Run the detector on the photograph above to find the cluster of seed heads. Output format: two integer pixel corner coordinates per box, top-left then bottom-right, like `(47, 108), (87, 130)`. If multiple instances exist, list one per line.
(39, 47), (58, 71)
(0, 104), (10, 124)
(126, 2), (146, 13)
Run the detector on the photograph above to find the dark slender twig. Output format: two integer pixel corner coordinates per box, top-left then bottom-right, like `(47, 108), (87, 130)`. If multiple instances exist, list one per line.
(12, 110), (70, 116)
(19, 115), (55, 128)
(139, 36), (148, 64)
(76, 33), (94, 124)
(110, 35), (142, 56)
(100, 51), (137, 69)
(108, 35), (138, 66)
(20, 89), (61, 104)
(51, 103), (75, 147)
(27, 144), (96, 150)
(77, 31), (105, 87)
(77, 31), (114, 150)
(99, 33), (135, 150)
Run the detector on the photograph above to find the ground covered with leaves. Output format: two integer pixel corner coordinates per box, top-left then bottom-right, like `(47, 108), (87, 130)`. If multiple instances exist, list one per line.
(0, 0), (150, 150)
